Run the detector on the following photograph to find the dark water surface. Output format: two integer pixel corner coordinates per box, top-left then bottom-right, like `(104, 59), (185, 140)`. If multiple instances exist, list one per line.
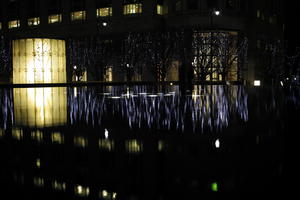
(0, 85), (299, 199)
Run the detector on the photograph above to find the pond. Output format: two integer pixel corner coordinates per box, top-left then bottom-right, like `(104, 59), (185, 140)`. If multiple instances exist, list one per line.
(0, 85), (299, 199)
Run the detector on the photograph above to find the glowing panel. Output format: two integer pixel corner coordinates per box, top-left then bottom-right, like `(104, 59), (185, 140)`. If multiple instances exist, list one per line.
(13, 87), (67, 127)
(13, 38), (66, 84)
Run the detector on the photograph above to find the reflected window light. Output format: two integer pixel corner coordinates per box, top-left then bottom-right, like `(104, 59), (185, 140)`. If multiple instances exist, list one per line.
(104, 128), (109, 139)
(36, 158), (41, 168)
(33, 177), (44, 188)
(211, 182), (218, 192)
(215, 139), (220, 148)
(125, 140), (143, 153)
(12, 128), (23, 140)
(99, 139), (114, 152)
(28, 17), (40, 26)
(71, 11), (86, 21)
(254, 80), (261, 86)
(51, 132), (64, 144)
(31, 130), (43, 143)
(0, 22), (2, 30)
(8, 20), (20, 29)
(75, 185), (90, 197)
(52, 180), (66, 191)
(48, 14), (62, 24)
(158, 140), (165, 152)
(97, 7), (112, 17)
(74, 136), (88, 148)
(13, 172), (24, 184)
(0, 128), (4, 138)
(123, 4), (142, 15)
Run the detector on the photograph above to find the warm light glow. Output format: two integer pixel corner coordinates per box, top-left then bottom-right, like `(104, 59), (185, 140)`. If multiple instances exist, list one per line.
(99, 139), (114, 151)
(75, 185), (90, 197)
(97, 7), (112, 17)
(33, 177), (44, 187)
(51, 132), (64, 144)
(52, 180), (66, 191)
(12, 128), (23, 140)
(13, 38), (66, 84)
(36, 158), (41, 168)
(31, 130), (43, 143)
(71, 11), (86, 21)
(13, 88), (67, 127)
(157, 5), (163, 15)
(48, 14), (62, 24)
(254, 80), (261, 86)
(8, 20), (20, 29)
(74, 136), (88, 148)
(28, 17), (40, 26)
(104, 128), (109, 139)
(0, 22), (2, 30)
(124, 4), (142, 14)
(0, 128), (4, 138)
(126, 140), (143, 153)
(214, 10), (221, 16)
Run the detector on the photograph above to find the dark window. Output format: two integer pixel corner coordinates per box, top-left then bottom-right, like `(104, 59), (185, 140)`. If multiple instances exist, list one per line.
(226, 0), (239, 10)
(95, 0), (112, 8)
(8, 0), (20, 20)
(207, 0), (217, 9)
(187, 0), (198, 10)
(26, 0), (40, 17)
(48, 0), (62, 14)
(174, 0), (182, 12)
(71, 0), (85, 11)
(123, 0), (142, 4)
(157, 0), (164, 5)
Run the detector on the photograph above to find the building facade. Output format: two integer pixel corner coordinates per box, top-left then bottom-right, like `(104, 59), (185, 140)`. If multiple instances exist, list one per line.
(0, 0), (285, 85)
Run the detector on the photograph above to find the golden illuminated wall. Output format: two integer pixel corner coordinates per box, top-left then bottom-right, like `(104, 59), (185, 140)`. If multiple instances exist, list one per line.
(13, 87), (67, 127)
(13, 39), (66, 84)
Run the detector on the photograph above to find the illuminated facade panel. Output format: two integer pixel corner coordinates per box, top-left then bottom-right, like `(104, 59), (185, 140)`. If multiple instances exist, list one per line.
(8, 20), (20, 29)
(123, 4), (142, 15)
(28, 17), (40, 26)
(71, 11), (86, 21)
(97, 7), (112, 17)
(48, 14), (62, 24)
(13, 87), (67, 127)
(157, 5), (163, 15)
(13, 38), (66, 84)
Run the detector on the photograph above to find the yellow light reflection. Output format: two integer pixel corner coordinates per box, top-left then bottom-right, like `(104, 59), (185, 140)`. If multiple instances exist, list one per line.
(51, 132), (64, 144)
(74, 136), (88, 148)
(12, 128), (23, 140)
(13, 87), (67, 127)
(13, 38), (66, 84)
(125, 140), (143, 153)
(52, 180), (66, 191)
(0, 128), (4, 138)
(75, 185), (90, 197)
(31, 130), (43, 143)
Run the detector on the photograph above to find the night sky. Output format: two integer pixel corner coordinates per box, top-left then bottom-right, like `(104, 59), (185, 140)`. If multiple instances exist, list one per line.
(285, 2), (300, 55)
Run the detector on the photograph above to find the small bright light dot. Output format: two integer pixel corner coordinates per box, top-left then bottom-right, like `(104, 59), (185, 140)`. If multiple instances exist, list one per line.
(214, 11), (221, 16)
(102, 190), (108, 197)
(73, 65), (77, 70)
(102, 22), (107, 26)
(126, 64), (130, 68)
(254, 80), (261, 86)
(104, 128), (109, 139)
(112, 192), (117, 199)
(215, 139), (220, 148)
(294, 77), (297, 81)
(211, 182), (218, 192)
(280, 81), (283, 86)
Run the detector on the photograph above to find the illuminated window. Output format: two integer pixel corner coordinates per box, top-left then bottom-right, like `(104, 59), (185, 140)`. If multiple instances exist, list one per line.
(123, 4), (142, 15)
(97, 7), (112, 17)
(75, 185), (90, 197)
(0, 22), (2, 30)
(52, 180), (66, 191)
(158, 140), (165, 152)
(33, 177), (44, 188)
(31, 130), (43, 143)
(51, 132), (64, 144)
(99, 139), (114, 151)
(74, 136), (88, 148)
(71, 11), (86, 21)
(99, 189), (117, 200)
(12, 128), (23, 140)
(8, 20), (20, 29)
(35, 158), (41, 168)
(28, 17), (40, 26)
(157, 5), (163, 15)
(125, 140), (143, 153)
(104, 66), (113, 82)
(257, 10), (260, 18)
(48, 14), (62, 24)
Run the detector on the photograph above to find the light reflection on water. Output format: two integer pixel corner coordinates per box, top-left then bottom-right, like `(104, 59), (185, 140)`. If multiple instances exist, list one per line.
(69, 85), (248, 132)
(1, 85), (299, 132)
